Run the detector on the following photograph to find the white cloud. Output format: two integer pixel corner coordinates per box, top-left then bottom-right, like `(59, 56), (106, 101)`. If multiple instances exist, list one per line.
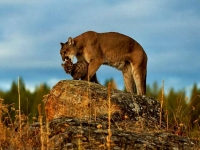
(0, 33), (38, 68)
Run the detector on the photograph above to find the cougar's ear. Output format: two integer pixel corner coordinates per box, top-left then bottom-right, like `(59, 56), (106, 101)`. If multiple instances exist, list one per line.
(68, 37), (74, 46)
(60, 42), (64, 47)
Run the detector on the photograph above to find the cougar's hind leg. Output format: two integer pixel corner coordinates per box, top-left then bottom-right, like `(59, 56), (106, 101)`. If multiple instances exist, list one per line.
(131, 65), (146, 95)
(122, 63), (136, 94)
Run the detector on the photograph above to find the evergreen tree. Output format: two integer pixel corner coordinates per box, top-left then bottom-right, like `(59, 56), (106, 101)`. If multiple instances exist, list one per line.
(146, 82), (161, 98)
(164, 88), (187, 127)
(3, 78), (28, 120)
(31, 83), (50, 118)
(146, 84), (152, 96)
(0, 89), (5, 99)
(189, 83), (200, 127)
(104, 78), (118, 90)
(1, 78), (51, 122)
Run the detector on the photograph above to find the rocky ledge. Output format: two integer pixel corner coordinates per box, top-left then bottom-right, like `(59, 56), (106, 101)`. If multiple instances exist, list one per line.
(41, 80), (199, 149)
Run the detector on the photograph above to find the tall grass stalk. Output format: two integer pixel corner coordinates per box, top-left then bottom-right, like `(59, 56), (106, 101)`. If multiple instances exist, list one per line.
(160, 80), (164, 128)
(107, 82), (112, 149)
(0, 98), (5, 141)
(46, 111), (50, 150)
(18, 77), (22, 138)
(0, 98), (3, 124)
(87, 70), (92, 148)
(166, 110), (169, 131)
(26, 98), (29, 137)
(38, 104), (44, 150)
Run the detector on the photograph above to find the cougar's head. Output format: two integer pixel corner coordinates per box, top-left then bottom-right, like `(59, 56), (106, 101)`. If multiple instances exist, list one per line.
(60, 37), (77, 62)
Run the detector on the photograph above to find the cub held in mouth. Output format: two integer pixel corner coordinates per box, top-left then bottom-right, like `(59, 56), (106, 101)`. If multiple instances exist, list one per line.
(61, 57), (99, 83)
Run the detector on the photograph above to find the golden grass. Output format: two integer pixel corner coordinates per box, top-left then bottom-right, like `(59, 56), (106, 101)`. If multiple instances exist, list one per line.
(0, 80), (200, 149)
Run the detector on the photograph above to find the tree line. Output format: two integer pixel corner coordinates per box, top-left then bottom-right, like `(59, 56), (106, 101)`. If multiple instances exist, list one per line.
(0, 78), (200, 131)
(0, 78), (50, 122)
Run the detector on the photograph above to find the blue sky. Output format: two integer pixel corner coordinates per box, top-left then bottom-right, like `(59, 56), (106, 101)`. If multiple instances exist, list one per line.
(0, 0), (200, 95)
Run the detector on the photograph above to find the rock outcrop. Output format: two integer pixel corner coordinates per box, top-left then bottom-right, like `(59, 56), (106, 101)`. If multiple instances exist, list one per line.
(44, 80), (165, 127)
(41, 80), (199, 149)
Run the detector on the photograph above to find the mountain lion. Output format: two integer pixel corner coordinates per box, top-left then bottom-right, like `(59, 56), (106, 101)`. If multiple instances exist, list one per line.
(60, 31), (147, 95)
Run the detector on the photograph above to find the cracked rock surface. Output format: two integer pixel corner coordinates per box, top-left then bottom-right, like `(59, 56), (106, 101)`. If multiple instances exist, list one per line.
(45, 80), (165, 127)
(41, 80), (199, 149)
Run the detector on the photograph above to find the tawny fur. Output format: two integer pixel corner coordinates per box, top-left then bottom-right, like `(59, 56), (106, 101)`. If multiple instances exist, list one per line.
(60, 31), (147, 95)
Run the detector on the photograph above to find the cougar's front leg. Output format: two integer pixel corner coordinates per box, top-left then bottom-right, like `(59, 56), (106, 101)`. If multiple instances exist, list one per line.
(83, 59), (102, 82)
(90, 73), (99, 84)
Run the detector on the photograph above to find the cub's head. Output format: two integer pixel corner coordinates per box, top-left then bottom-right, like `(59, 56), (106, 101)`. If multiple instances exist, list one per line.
(60, 37), (77, 62)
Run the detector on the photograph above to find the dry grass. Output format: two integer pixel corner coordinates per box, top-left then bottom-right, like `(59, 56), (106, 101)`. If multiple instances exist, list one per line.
(0, 81), (200, 149)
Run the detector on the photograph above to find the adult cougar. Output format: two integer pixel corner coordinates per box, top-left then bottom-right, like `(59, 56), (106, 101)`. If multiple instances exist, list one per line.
(60, 31), (147, 95)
